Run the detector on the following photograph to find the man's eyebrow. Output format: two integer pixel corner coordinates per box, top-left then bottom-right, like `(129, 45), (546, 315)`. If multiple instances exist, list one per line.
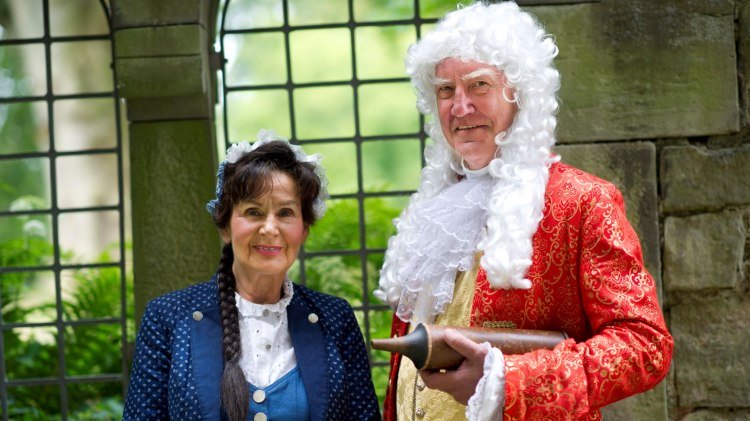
(430, 69), (499, 86)
(460, 68), (499, 80)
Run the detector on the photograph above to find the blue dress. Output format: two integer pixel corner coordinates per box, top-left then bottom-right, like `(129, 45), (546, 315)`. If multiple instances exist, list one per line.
(249, 366), (309, 420)
(123, 278), (380, 420)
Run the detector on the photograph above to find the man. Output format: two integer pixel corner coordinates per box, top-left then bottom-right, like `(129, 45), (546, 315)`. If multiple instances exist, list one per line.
(375, 2), (673, 420)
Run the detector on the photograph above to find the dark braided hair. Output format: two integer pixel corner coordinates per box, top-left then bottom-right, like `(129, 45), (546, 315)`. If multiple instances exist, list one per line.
(210, 140), (322, 420)
(216, 243), (247, 421)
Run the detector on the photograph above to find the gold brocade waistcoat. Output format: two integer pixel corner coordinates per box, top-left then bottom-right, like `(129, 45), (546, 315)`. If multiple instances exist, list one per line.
(396, 256), (480, 421)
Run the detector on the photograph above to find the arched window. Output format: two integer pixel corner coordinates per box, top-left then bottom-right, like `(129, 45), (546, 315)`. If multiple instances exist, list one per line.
(0, 1), (129, 419)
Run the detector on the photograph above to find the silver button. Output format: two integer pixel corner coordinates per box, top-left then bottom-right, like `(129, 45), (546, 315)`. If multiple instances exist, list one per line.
(416, 381), (425, 391)
(253, 389), (266, 403)
(262, 309), (269, 317)
(192, 311), (203, 321)
(254, 413), (267, 421)
(416, 408), (425, 417)
(308, 313), (319, 323)
(265, 344), (271, 351)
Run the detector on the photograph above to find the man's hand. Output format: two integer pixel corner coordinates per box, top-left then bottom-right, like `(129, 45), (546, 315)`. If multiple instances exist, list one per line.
(418, 328), (489, 404)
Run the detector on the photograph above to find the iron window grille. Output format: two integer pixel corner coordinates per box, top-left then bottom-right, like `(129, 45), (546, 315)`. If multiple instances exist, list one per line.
(0, 0), (127, 419)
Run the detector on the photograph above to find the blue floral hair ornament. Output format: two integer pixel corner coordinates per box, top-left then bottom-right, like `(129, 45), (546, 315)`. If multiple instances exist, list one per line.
(205, 129), (329, 220)
(204, 162), (226, 216)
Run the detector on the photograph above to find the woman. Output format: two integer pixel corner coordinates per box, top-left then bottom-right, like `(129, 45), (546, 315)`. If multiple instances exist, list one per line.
(124, 129), (381, 420)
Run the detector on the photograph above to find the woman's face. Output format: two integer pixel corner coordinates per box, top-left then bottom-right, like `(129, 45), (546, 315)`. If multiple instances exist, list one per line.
(221, 171), (307, 284)
(434, 58), (518, 170)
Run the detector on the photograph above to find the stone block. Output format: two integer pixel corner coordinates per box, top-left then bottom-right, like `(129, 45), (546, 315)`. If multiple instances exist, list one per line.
(671, 297), (750, 407)
(664, 211), (745, 292)
(682, 409), (750, 421)
(556, 142), (661, 294)
(116, 56), (206, 98)
(601, 382), (668, 421)
(129, 120), (219, 321)
(531, 0), (738, 142)
(741, 1), (750, 126)
(112, 0), (212, 28)
(126, 95), (214, 122)
(115, 25), (203, 58)
(661, 145), (750, 213)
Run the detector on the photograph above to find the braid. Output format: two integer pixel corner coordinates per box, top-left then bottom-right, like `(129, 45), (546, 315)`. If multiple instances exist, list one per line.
(216, 243), (249, 420)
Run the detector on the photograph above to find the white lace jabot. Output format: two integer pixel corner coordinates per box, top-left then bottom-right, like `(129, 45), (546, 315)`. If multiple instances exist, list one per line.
(376, 164), (492, 323)
(235, 279), (297, 388)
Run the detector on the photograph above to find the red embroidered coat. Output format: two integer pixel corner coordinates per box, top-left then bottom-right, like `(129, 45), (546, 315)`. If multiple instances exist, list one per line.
(383, 162), (673, 420)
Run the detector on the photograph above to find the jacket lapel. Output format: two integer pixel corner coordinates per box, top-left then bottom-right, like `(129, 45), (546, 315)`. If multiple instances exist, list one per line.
(288, 294), (329, 421)
(191, 306), (224, 420)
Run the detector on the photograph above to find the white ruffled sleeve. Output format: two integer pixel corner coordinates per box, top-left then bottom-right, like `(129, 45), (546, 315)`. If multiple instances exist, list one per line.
(466, 343), (506, 421)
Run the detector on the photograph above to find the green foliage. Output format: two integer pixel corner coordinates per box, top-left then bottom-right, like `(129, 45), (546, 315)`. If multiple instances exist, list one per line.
(296, 197), (403, 304)
(300, 197), (402, 405)
(371, 364), (391, 406)
(62, 258), (133, 421)
(307, 199), (362, 251)
(364, 196), (409, 248)
(67, 396), (124, 421)
(1, 235), (132, 420)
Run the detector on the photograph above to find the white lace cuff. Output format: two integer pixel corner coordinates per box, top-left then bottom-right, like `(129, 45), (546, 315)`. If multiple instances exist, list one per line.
(466, 343), (505, 421)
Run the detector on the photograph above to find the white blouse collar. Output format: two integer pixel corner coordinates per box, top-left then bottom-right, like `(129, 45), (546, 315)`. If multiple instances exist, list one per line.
(235, 278), (294, 317)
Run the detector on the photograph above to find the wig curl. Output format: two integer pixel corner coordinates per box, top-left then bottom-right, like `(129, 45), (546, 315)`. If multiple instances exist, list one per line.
(381, 1), (561, 299)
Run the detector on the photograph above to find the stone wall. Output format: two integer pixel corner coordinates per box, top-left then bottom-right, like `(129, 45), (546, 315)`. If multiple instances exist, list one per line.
(536, 0), (750, 419)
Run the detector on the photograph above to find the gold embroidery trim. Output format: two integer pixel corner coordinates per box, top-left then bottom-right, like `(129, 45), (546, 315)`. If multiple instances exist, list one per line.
(482, 320), (517, 329)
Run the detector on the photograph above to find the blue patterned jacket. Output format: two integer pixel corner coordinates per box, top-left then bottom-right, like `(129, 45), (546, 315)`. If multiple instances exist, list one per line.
(123, 278), (381, 420)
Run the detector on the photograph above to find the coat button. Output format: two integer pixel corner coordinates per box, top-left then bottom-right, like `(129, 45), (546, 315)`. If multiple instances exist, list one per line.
(416, 381), (426, 391)
(254, 413), (267, 421)
(308, 313), (319, 323)
(253, 389), (266, 403)
(416, 408), (425, 417)
(192, 311), (203, 321)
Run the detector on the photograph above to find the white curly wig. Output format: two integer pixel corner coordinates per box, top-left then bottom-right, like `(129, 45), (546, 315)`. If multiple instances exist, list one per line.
(377, 1), (560, 313)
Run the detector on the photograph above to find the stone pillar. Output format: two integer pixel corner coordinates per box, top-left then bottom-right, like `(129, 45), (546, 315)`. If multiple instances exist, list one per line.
(112, 0), (221, 322)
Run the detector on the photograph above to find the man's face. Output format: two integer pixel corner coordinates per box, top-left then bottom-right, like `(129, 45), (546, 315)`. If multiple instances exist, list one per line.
(434, 58), (518, 170)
